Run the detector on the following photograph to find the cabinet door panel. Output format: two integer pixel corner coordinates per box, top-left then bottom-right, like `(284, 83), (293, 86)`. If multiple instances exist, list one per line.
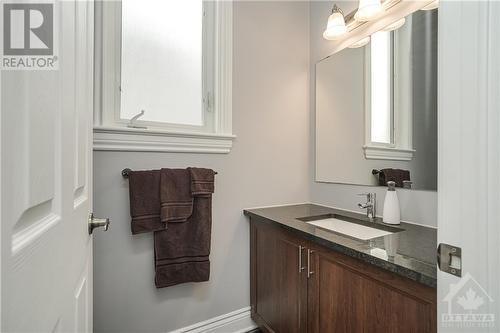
(308, 251), (435, 333)
(251, 223), (306, 333)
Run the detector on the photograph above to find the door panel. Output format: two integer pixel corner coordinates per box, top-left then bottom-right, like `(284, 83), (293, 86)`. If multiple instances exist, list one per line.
(74, 257), (91, 333)
(438, 2), (500, 332)
(1, 1), (94, 332)
(308, 250), (435, 333)
(73, 0), (92, 208)
(252, 223), (306, 333)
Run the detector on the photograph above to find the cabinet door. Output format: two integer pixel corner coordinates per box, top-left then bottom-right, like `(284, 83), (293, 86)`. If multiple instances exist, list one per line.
(307, 250), (436, 333)
(250, 222), (307, 333)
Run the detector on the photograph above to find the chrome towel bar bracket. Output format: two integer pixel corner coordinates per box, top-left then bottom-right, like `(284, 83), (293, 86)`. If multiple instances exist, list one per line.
(122, 168), (132, 178)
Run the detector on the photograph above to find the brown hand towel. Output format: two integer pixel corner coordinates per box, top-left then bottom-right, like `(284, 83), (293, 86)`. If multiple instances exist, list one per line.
(188, 167), (216, 196)
(128, 170), (165, 234)
(160, 168), (193, 224)
(377, 168), (411, 188)
(154, 168), (215, 288)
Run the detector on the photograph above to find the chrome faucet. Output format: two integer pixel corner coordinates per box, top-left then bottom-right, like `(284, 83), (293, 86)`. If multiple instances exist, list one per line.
(358, 193), (376, 221)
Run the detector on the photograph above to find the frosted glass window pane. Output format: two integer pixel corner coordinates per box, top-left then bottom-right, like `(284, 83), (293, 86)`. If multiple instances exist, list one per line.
(120, 0), (203, 126)
(370, 31), (392, 144)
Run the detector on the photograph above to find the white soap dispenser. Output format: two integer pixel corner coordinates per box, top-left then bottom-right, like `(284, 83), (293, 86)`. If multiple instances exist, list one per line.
(383, 181), (401, 225)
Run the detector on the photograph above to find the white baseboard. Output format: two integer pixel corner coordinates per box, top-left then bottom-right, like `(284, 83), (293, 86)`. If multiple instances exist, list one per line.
(168, 307), (258, 333)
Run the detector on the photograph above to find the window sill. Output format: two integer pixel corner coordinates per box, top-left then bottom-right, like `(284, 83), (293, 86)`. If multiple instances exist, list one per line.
(363, 145), (415, 161)
(93, 126), (235, 153)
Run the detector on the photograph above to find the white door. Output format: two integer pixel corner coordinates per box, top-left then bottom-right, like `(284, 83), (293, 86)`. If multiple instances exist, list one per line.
(1, 1), (97, 332)
(438, 1), (500, 332)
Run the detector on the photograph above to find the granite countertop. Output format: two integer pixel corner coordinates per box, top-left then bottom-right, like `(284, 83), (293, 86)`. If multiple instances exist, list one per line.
(244, 203), (437, 288)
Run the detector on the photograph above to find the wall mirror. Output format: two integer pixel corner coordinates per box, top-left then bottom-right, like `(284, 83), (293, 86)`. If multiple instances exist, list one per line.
(315, 8), (438, 191)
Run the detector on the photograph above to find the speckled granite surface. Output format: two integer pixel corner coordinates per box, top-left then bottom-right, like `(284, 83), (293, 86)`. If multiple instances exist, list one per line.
(244, 203), (437, 288)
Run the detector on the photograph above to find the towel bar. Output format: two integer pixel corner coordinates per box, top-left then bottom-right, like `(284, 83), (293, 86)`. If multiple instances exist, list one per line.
(122, 168), (217, 179)
(122, 168), (132, 178)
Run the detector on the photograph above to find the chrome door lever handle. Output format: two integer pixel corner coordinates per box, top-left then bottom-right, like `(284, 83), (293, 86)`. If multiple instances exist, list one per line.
(88, 213), (110, 235)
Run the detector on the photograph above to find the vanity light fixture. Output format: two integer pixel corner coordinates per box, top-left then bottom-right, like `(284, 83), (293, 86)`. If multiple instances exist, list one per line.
(349, 36), (371, 48)
(382, 17), (406, 32)
(354, 0), (384, 22)
(421, 0), (439, 11)
(323, 4), (347, 40)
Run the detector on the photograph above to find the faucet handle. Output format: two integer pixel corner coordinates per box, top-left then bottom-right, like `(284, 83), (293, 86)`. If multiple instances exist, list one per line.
(357, 192), (376, 202)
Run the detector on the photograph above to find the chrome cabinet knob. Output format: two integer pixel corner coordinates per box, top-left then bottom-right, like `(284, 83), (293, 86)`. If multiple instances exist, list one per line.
(88, 213), (110, 234)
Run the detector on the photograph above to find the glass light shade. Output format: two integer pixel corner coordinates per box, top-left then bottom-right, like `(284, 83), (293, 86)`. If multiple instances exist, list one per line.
(382, 17), (406, 31)
(421, 0), (439, 11)
(323, 11), (347, 40)
(349, 36), (371, 48)
(354, 0), (383, 21)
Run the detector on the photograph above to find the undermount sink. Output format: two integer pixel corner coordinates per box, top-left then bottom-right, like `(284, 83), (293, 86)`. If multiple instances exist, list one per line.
(297, 213), (403, 241)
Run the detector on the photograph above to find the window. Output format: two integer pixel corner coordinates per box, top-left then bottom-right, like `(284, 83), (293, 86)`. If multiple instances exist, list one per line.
(94, 0), (234, 153)
(364, 30), (414, 161)
(120, 0), (206, 128)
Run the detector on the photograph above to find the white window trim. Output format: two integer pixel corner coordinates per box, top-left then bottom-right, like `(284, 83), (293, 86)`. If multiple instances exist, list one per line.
(362, 145), (415, 161)
(363, 31), (415, 161)
(93, 126), (235, 154)
(93, 0), (234, 153)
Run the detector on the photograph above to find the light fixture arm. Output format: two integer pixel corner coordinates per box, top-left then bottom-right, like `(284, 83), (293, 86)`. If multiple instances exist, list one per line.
(331, 4), (344, 16)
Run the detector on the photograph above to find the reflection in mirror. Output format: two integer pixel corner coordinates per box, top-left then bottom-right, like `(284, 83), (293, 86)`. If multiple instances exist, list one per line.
(316, 9), (438, 191)
(369, 30), (393, 145)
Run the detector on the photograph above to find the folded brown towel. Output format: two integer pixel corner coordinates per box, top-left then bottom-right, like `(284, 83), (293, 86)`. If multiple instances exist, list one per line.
(128, 170), (165, 234)
(374, 168), (411, 188)
(154, 168), (215, 288)
(188, 167), (216, 196)
(160, 168), (193, 224)
(154, 195), (212, 288)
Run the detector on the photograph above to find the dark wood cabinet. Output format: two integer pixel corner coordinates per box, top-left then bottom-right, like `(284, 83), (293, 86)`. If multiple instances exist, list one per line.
(250, 218), (436, 333)
(307, 249), (436, 333)
(250, 221), (307, 333)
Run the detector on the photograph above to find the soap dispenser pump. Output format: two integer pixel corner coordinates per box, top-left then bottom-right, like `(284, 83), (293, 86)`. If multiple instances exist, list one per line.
(383, 181), (401, 225)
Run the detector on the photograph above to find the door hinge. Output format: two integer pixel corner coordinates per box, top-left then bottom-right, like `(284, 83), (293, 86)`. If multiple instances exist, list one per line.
(437, 243), (462, 277)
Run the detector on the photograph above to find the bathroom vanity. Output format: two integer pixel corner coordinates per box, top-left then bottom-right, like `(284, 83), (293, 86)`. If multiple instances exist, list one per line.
(245, 204), (437, 333)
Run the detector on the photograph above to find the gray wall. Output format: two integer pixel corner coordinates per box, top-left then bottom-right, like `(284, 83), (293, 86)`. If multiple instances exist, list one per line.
(309, 0), (437, 227)
(92, 2), (310, 332)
